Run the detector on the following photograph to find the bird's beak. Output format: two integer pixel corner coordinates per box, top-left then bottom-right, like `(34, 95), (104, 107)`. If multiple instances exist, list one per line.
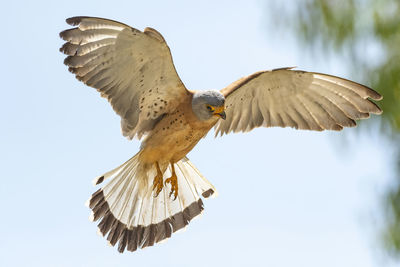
(216, 111), (226, 120)
(213, 106), (226, 120)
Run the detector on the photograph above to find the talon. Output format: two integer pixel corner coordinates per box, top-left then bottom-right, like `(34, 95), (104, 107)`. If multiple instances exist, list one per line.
(152, 175), (163, 197)
(152, 162), (163, 197)
(165, 175), (178, 200)
(165, 163), (178, 200)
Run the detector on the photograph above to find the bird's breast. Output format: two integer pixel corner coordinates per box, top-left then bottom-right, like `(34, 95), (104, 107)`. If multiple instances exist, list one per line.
(139, 106), (217, 164)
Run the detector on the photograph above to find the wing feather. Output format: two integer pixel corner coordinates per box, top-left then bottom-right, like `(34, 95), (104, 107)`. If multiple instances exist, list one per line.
(286, 103), (309, 130)
(250, 98), (263, 130)
(304, 86), (354, 128)
(312, 79), (380, 114)
(215, 68), (382, 136)
(60, 16), (189, 139)
(293, 94), (323, 131)
(237, 99), (252, 132)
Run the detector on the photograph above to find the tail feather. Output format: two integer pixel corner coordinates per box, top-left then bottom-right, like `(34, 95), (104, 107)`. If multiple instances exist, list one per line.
(91, 155), (136, 186)
(87, 153), (216, 253)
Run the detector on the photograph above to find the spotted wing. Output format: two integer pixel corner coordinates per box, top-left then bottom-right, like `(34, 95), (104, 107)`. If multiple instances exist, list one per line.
(60, 16), (189, 139)
(215, 68), (382, 136)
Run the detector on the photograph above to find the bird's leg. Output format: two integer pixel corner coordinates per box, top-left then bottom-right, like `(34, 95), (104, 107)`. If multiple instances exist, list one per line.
(165, 162), (178, 200)
(152, 162), (164, 197)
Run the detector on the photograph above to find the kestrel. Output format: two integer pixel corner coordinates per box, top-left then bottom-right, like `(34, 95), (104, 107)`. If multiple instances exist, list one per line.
(60, 16), (382, 253)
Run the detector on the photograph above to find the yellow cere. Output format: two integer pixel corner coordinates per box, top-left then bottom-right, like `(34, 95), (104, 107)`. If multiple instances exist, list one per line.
(213, 106), (225, 114)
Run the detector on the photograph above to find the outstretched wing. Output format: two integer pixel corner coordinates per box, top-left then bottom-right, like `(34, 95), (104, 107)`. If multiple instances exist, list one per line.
(215, 68), (382, 136)
(60, 16), (189, 139)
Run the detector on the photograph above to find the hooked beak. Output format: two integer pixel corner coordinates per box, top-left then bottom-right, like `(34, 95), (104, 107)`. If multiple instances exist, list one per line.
(213, 106), (226, 120)
(216, 111), (226, 120)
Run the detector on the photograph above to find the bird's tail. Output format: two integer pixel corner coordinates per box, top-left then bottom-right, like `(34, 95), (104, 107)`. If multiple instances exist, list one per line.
(86, 152), (217, 253)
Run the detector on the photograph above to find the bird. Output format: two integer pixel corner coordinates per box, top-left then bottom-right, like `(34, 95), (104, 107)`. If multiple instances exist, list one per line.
(59, 16), (383, 253)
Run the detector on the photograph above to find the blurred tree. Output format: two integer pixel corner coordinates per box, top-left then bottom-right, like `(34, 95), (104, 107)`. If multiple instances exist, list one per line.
(268, 0), (400, 257)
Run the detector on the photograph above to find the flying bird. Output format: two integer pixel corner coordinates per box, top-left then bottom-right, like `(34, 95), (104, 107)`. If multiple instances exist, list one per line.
(59, 16), (382, 253)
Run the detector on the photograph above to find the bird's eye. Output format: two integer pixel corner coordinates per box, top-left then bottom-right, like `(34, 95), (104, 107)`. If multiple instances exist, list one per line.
(206, 105), (214, 112)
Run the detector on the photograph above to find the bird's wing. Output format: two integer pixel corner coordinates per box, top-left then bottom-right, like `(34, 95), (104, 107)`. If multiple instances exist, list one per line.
(60, 16), (189, 139)
(215, 68), (382, 136)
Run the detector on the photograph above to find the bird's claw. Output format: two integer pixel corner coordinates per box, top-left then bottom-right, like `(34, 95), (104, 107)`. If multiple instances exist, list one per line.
(152, 175), (163, 197)
(165, 175), (178, 200)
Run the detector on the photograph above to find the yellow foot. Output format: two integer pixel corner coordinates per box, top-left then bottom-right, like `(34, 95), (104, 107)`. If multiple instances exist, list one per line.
(165, 174), (178, 200)
(152, 175), (163, 197)
(152, 162), (163, 197)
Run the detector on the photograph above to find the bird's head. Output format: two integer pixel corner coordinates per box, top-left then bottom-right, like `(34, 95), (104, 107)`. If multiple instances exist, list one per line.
(192, 90), (226, 121)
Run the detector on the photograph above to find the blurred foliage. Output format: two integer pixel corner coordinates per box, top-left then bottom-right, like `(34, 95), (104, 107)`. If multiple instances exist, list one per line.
(269, 0), (400, 257)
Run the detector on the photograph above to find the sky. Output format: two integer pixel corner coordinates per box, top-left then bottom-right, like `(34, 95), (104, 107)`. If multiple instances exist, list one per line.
(0, 1), (395, 266)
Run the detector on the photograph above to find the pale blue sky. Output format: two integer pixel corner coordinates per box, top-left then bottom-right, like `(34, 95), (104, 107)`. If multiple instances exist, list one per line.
(0, 1), (394, 266)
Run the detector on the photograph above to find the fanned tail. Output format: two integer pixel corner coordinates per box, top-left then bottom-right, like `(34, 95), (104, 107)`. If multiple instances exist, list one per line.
(87, 153), (216, 253)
